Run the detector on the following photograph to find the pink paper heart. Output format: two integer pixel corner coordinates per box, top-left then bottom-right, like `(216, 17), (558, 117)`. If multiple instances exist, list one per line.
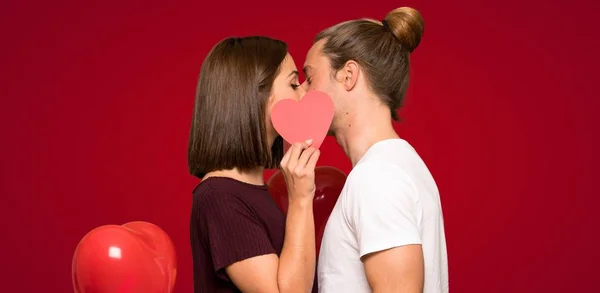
(271, 90), (334, 149)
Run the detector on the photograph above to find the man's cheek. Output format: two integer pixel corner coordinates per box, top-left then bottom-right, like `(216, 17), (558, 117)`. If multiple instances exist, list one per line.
(311, 81), (323, 91)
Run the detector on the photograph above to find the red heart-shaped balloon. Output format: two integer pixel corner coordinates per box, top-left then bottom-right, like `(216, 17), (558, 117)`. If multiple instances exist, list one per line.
(271, 90), (334, 149)
(267, 166), (347, 255)
(122, 221), (177, 292)
(72, 221), (177, 293)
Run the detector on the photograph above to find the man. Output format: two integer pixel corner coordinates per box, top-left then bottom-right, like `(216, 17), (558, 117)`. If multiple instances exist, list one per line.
(302, 7), (449, 293)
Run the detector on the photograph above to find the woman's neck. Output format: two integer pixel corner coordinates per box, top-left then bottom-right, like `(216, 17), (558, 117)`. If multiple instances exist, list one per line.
(203, 167), (265, 186)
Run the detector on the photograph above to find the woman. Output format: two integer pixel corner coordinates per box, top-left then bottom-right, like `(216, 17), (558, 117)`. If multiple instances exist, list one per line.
(188, 36), (319, 293)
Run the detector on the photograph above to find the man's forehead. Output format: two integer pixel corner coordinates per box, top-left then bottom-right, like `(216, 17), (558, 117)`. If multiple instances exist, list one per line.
(303, 53), (314, 74)
(303, 42), (323, 73)
(306, 41), (323, 58)
(303, 49), (314, 68)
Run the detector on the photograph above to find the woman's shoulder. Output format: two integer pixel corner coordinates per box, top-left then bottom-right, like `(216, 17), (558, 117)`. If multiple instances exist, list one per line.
(192, 177), (270, 210)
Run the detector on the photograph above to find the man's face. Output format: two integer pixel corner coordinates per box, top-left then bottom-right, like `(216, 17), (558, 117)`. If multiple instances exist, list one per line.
(302, 40), (345, 132)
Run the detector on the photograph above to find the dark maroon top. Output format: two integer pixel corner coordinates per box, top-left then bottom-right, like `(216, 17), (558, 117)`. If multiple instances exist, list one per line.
(190, 177), (318, 293)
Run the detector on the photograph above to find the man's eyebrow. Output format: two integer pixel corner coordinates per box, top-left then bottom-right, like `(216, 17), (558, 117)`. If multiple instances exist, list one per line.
(303, 65), (312, 76)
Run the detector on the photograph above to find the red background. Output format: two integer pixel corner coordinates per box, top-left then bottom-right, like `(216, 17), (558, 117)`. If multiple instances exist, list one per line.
(1, 0), (598, 292)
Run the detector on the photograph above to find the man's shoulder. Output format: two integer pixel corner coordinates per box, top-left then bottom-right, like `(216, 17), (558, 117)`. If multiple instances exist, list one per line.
(344, 158), (418, 207)
(347, 159), (407, 186)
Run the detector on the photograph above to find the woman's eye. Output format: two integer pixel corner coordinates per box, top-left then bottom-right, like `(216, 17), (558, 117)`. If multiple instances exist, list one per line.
(291, 84), (300, 90)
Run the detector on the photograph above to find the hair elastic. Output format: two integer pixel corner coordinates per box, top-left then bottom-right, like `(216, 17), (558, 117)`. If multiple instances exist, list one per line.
(381, 19), (400, 42)
(381, 19), (391, 30)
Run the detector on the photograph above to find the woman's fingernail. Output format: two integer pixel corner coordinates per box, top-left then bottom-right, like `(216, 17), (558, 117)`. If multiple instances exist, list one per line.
(305, 139), (313, 145)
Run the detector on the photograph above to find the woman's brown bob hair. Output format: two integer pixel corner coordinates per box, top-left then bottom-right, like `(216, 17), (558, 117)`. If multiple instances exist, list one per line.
(188, 36), (287, 179)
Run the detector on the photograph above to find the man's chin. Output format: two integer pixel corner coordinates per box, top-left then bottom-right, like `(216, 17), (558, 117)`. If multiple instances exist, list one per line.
(327, 129), (336, 136)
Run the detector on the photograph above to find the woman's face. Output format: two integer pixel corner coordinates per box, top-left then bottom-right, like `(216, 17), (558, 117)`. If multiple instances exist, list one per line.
(265, 53), (305, 144)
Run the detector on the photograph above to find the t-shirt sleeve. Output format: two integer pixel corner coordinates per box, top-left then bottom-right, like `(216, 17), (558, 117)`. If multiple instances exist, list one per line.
(200, 189), (276, 279)
(345, 162), (422, 258)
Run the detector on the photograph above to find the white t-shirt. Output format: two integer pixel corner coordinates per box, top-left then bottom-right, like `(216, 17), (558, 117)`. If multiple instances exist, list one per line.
(318, 138), (448, 293)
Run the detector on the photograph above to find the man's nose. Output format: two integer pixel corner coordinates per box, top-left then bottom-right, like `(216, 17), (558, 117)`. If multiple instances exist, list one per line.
(298, 84), (308, 100)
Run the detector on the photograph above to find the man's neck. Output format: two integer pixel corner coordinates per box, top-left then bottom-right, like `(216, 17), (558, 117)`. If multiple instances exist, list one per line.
(334, 106), (399, 166)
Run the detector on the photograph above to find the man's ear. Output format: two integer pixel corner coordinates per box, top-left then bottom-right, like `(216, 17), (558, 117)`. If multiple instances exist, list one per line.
(336, 60), (360, 91)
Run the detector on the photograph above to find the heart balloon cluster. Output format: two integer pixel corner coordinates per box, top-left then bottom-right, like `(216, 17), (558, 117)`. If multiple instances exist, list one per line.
(72, 221), (177, 293)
